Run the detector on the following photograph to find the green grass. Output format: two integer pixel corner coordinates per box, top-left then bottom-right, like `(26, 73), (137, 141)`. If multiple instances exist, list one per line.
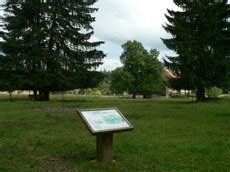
(0, 94), (229, 171)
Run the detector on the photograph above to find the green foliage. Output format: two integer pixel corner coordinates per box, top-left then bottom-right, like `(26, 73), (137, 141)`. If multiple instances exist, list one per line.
(169, 93), (187, 98)
(206, 87), (222, 98)
(79, 88), (102, 96)
(116, 40), (164, 97)
(169, 92), (195, 98)
(110, 67), (132, 94)
(98, 71), (112, 95)
(162, 0), (230, 101)
(0, 0), (105, 100)
(139, 49), (165, 96)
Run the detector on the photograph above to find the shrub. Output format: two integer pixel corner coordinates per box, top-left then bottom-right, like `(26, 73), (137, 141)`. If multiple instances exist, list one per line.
(169, 93), (187, 98)
(206, 87), (222, 98)
(186, 92), (196, 98)
(169, 92), (195, 98)
(80, 88), (102, 96)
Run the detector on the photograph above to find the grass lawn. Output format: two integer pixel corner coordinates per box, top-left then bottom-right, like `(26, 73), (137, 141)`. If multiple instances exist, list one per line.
(0, 94), (229, 171)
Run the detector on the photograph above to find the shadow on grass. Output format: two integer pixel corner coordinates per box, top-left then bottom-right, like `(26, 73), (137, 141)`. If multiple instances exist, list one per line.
(0, 98), (31, 102)
(171, 97), (230, 104)
(57, 99), (88, 103)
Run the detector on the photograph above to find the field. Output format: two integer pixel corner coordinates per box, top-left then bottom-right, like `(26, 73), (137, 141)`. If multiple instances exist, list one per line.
(0, 94), (229, 171)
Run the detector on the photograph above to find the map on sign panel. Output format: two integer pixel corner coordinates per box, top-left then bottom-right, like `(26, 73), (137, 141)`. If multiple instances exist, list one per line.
(80, 108), (132, 133)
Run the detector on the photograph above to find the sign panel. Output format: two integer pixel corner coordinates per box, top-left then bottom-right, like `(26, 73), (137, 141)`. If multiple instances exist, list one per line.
(78, 108), (133, 134)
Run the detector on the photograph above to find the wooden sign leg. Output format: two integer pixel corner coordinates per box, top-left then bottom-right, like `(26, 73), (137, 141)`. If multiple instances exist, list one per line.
(96, 133), (113, 162)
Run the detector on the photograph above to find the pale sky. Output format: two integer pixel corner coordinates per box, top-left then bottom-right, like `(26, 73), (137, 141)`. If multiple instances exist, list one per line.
(92, 0), (179, 71)
(1, 0), (229, 71)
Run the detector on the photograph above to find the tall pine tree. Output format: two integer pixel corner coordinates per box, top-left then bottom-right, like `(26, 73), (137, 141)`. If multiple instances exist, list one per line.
(0, 0), (105, 100)
(162, 0), (230, 101)
(1, 0), (48, 99)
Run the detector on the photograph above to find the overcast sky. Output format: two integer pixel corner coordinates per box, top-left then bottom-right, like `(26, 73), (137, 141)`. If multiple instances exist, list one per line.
(0, 0), (229, 71)
(93, 0), (179, 71)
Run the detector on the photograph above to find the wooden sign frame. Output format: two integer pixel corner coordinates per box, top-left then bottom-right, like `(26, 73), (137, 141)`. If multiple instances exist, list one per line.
(77, 107), (133, 135)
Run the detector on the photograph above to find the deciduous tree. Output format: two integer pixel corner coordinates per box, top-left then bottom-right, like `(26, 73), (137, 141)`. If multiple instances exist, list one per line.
(113, 40), (164, 98)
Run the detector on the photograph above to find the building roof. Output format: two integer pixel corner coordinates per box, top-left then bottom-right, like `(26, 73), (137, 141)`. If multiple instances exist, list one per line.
(162, 69), (177, 78)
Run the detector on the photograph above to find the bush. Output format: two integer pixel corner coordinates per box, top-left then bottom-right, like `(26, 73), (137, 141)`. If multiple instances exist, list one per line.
(169, 92), (195, 98)
(186, 92), (196, 98)
(79, 88), (102, 96)
(206, 87), (222, 98)
(169, 93), (187, 98)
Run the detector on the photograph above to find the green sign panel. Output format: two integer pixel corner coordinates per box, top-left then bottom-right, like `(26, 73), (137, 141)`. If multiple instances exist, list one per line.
(78, 108), (133, 134)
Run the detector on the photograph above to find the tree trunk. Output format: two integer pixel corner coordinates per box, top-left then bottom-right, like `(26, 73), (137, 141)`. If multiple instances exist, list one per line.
(44, 90), (50, 101)
(9, 91), (12, 101)
(143, 93), (152, 99)
(132, 92), (136, 99)
(38, 90), (50, 101)
(165, 87), (169, 98)
(196, 87), (206, 101)
(33, 90), (38, 100)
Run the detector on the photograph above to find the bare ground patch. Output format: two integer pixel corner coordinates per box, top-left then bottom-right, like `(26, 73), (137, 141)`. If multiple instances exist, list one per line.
(38, 153), (76, 171)
(32, 107), (78, 112)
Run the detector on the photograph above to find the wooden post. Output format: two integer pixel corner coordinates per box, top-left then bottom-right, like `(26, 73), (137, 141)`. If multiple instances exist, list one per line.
(96, 133), (113, 162)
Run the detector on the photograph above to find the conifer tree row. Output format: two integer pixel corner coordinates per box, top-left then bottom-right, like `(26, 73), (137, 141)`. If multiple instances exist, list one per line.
(0, 0), (105, 100)
(162, 0), (230, 101)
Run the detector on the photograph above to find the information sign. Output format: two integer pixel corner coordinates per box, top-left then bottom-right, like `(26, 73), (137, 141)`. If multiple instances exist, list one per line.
(78, 108), (133, 135)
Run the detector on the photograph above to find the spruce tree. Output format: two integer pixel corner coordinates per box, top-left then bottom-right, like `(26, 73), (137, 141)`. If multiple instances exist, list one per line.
(1, 0), (47, 99)
(0, 0), (105, 100)
(162, 0), (230, 101)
